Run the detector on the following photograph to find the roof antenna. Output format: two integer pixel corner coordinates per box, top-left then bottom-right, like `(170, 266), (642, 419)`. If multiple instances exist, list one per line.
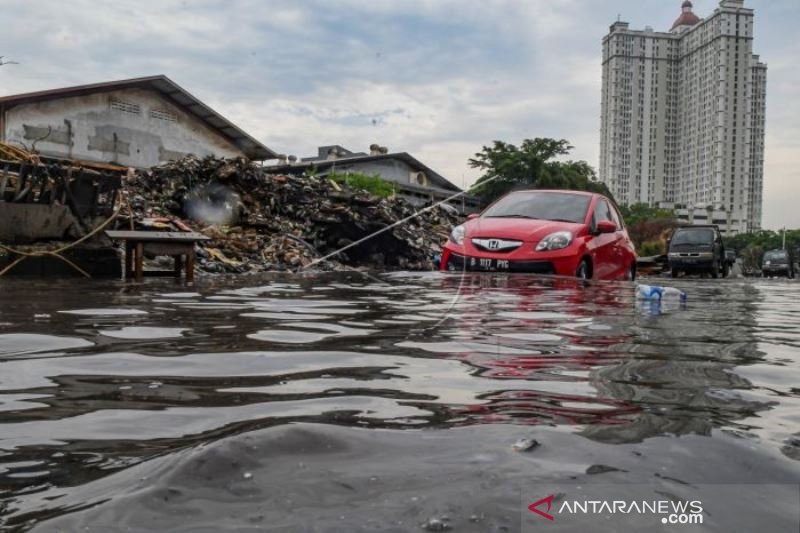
(617, 14), (621, 22)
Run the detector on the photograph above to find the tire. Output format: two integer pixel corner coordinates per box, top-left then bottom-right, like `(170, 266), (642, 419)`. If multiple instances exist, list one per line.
(722, 262), (729, 278)
(711, 261), (719, 279)
(576, 259), (590, 280)
(671, 267), (679, 279)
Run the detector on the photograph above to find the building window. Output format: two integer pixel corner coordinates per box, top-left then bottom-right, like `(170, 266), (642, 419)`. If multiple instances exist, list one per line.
(110, 99), (141, 115)
(150, 109), (178, 123)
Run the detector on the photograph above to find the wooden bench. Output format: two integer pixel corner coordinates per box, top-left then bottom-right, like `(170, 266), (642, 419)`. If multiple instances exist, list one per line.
(105, 230), (210, 283)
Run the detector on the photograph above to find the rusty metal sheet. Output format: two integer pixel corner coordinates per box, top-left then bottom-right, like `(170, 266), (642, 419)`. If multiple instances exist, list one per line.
(0, 203), (75, 243)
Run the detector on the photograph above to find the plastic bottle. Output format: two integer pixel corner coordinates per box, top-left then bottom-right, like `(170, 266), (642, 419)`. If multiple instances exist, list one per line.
(636, 284), (687, 303)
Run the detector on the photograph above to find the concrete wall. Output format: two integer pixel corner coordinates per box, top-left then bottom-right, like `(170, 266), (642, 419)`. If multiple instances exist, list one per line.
(332, 159), (423, 187)
(2, 88), (243, 167)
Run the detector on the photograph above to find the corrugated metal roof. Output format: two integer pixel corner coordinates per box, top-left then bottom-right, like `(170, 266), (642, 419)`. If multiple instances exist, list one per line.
(0, 75), (277, 160)
(267, 151), (463, 193)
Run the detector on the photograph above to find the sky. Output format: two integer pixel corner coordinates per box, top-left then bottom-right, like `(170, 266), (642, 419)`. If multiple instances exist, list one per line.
(0, 0), (797, 229)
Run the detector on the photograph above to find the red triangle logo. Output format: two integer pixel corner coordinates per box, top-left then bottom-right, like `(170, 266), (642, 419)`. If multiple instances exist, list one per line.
(528, 494), (555, 521)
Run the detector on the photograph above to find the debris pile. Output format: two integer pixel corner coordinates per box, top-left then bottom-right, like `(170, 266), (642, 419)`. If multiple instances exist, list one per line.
(123, 155), (461, 273)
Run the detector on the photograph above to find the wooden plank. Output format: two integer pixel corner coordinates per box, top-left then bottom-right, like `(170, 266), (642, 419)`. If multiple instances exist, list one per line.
(142, 242), (194, 256)
(106, 230), (210, 242)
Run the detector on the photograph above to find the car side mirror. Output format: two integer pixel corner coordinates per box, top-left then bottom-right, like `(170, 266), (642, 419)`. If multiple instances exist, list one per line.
(466, 213), (479, 221)
(596, 220), (617, 234)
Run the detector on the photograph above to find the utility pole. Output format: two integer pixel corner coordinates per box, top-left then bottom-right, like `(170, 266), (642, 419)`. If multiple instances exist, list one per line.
(783, 226), (787, 250)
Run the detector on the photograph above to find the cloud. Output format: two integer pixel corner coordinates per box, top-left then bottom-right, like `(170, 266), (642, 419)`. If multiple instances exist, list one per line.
(0, 0), (797, 228)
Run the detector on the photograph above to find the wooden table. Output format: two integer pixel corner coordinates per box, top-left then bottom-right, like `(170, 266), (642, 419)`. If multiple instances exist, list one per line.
(105, 230), (210, 283)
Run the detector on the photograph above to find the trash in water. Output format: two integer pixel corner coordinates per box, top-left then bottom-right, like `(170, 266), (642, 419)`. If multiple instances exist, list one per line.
(635, 284), (687, 303)
(512, 438), (540, 452)
(423, 517), (451, 531)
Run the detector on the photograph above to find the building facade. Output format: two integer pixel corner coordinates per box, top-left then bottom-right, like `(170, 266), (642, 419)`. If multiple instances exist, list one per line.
(599, 0), (767, 234)
(0, 76), (275, 167)
(268, 145), (481, 213)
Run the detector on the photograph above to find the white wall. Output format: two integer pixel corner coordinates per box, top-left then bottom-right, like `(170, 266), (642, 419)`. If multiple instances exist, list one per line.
(3, 88), (243, 167)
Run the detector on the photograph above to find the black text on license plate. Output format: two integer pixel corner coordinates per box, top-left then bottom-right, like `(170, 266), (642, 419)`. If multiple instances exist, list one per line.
(471, 257), (510, 271)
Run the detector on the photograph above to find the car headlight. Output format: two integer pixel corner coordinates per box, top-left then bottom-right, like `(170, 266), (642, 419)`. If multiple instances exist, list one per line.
(449, 224), (465, 245)
(536, 231), (573, 251)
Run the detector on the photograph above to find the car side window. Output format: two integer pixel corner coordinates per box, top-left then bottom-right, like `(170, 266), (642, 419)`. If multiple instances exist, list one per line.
(608, 203), (622, 229)
(593, 200), (613, 227)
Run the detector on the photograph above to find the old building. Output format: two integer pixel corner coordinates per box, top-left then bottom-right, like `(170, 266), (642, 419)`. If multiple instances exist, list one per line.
(0, 75), (276, 167)
(599, 0), (767, 234)
(268, 145), (480, 212)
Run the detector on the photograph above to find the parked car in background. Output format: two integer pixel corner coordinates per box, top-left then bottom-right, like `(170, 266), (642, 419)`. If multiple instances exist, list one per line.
(725, 249), (737, 267)
(762, 249), (794, 278)
(667, 225), (728, 278)
(440, 190), (637, 281)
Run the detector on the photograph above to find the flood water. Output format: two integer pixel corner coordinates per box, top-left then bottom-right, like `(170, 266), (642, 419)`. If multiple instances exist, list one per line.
(1, 273), (799, 532)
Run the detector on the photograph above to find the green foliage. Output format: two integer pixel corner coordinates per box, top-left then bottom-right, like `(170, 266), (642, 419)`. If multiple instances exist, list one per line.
(639, 241), (666, 257)
(329, 171), (395, 198)
(617, 203), (676, 228)
(615, 203), (679, 255)
(469, 138), (612, 204)
(724, 229), (800, 255)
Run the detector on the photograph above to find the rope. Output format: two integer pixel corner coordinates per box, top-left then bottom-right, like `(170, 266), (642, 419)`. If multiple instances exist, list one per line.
(302, 175), (497, 270)
(0, 190), (123, 278)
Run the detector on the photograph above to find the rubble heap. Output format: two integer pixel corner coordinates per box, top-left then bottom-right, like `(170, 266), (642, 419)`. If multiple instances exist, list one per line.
(123, 155), (462, 273)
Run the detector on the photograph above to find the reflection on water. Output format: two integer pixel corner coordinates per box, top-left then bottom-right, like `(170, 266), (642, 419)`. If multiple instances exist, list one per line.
(0, 273), (799, 530)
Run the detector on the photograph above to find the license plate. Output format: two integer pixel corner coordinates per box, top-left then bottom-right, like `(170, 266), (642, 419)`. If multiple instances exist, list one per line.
(468, 257), (510, 271)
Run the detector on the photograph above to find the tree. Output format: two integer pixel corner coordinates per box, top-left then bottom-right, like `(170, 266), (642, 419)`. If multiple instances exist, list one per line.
(469, 138), (611, 204)
(616, 203), (678, 255)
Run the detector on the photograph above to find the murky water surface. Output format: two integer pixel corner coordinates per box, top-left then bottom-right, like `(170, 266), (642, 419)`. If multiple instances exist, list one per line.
(1, 273), (798, 531)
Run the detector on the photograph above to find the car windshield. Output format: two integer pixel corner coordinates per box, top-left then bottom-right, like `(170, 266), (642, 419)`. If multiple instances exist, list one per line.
(481, 191), (590, 224)
(765, 251), (788, 260)
(671, 228), (714, 246)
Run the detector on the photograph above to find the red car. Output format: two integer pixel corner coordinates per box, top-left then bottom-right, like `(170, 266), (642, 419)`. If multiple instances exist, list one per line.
(440, 190), (637, 280)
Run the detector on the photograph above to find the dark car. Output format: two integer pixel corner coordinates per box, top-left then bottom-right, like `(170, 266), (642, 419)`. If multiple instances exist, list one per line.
(725, 250), (737, 267)
(667, 225), (728, 278)
(762, 249), (794, 278)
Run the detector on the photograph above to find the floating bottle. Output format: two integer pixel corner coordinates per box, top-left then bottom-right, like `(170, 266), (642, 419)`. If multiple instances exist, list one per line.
(636, 284), (687, 303)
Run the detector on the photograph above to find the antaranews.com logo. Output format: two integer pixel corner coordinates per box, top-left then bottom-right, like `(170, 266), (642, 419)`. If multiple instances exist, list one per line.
(528, 494), (703, 525)
(522, 483), (800, 532)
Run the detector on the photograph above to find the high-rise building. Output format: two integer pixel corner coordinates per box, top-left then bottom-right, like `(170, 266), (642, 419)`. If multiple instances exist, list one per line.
(599, 0), (767, 234)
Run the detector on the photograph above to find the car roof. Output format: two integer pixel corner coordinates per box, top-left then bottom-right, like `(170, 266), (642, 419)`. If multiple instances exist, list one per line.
(509, 189), (599, 197)
(674, 225), (719, 230)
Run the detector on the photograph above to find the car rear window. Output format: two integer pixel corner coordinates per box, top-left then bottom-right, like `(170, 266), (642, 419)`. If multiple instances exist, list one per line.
(481, 192), (591, 224)
(671, 228), (715, 246)
(765, 251), (788, 260)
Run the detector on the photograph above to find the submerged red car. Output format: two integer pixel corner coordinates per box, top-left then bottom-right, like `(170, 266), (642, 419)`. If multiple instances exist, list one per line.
(440, 190), (637, 280)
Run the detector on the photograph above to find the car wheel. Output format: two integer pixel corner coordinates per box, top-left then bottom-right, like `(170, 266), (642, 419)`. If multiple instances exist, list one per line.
(711, 262), (719, 279)
(671, 267), (679, 279)
(576, 259), (590, 280)
(722, 262), (729, 278)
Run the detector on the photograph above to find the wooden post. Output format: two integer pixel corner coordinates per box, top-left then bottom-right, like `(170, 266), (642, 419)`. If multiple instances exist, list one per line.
(173, 254), (183, 279)
(186, 249), (195, 283)
(135, 242), (144, 283)
(125, 241), (133, 279)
